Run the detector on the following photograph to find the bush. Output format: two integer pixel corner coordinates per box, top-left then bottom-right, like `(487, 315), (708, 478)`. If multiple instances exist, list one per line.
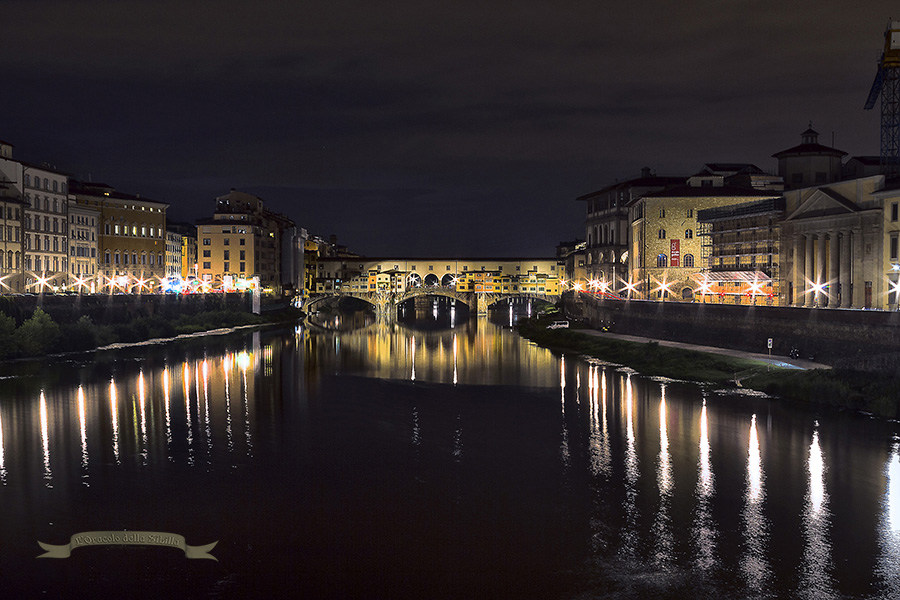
(0, 312), (18, 359)
(17, 308), (61, 356)
(60, 316), (99, 352)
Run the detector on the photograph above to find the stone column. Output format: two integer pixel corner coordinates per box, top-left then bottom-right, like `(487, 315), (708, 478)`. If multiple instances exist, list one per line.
(804, 234), (815, 307)
(840, 231), (852, 308)
(828, 231), (840, 307)
(852, 228), (864, 307)
(793, 234), (804, 306)
(816, 234), (826, 306)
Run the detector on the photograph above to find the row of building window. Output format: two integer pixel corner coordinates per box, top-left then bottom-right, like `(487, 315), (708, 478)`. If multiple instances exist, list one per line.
(103, 251), (164, 266)
(104, 223), (163, 238)
(25, 256), (65, 273)
(25, 235), (63, 252)
(656, 253), (695, 268)
(0, 226), (20, 242)
(658, 209), (694, 218)
(2, 251), (21, 270)
(24, 175), (66, 194)
(658, 229), (694, 239)
(25, 194), (65, 214)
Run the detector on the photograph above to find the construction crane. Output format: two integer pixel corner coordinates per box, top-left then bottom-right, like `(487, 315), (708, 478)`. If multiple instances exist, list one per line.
(865, 20), (900, 180)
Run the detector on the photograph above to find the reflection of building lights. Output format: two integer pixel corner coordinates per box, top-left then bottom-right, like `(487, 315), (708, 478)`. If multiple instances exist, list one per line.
(809, 426), (825, 515)
(237, 351), (251, 372)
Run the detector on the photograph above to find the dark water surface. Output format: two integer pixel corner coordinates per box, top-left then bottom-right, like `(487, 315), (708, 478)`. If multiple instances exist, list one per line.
(1, 310), (899, 599)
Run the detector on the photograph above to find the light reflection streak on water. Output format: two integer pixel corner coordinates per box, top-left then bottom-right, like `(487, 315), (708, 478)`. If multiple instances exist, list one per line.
(0, 402), (6, 484)
(224, 354), (234, 452)
(799, 425), (836, 599)
(78, 386), (89, 479)
(559, 355), (569, 468)
(693, 398), (716, 571)
(183, 362), (194, 466)
(202, 359), (212, 461)
(587, 366), (610, 476)
(741, 414), (770, 591)
(40, 391), (52, 487)
(411, 336), (416, 382)
(452, 334), (458, 385)
(653, 385), (673, 566)
(138, 371), (148, 465)
(621, 374), (639, 558)
(877, 442), (900, 596)
(109, 380), (120, 465)
(240, 351), (253, 457)
(163, 366), (172, 461)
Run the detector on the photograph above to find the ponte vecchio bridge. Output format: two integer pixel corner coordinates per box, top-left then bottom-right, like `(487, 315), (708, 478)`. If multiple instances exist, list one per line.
(304, 256), (564, 316)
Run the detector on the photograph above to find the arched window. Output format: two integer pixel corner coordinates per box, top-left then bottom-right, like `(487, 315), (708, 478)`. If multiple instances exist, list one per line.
(115, 252), (120, 265)
(685, 229), (693, 239)
(105, 250), (111, 265)
(132, 251), (137, 265)
(683, 254), (695, 268)
(658, 229), (666, 239)
(656, 254), (667, 268)
(141, 252), (147, 265)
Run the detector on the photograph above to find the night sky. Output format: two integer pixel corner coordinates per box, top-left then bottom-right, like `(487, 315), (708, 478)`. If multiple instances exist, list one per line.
(2, 1), (896, 256)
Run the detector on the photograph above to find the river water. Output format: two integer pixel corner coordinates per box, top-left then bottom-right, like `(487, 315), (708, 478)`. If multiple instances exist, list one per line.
(1, 302), (899, 599)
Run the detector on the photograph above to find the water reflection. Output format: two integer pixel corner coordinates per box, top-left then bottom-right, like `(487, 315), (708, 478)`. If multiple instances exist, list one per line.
(163, 365), (173, 460)
(653, 386), (673, 567)
(183, 362), (194, 466)
(78, 386), (89, 485)
(1, 311), (900, 598)
(0, 402), (7, 485)
(621, 374), (639, 558)
(693, 398), (717, 572)
(138, 371), (147, 465)
(799, 424), (836, 599)
(559, 355), (569, 468)
(878, 442), (900, 596)
(109, 380), (119, 465)
(587, 366), (611, 476)
(741, 414), (770, 592)
(40, 391), (52, 487)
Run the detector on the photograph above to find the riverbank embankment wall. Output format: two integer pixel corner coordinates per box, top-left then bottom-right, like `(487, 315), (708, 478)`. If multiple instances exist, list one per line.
(0, 293), (252, 326)
(564, 294), (900, 370)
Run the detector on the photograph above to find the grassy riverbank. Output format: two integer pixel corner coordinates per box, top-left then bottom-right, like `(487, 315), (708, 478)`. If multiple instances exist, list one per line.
(0, 305), (303, 360)
(518, 316), (900, 419)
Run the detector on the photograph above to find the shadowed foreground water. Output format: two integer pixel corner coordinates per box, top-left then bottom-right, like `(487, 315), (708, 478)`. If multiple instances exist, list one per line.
(0, 311), (899, 599)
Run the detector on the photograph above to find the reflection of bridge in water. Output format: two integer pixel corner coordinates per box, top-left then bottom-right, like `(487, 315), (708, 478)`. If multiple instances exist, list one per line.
(305, 285), (559, 317)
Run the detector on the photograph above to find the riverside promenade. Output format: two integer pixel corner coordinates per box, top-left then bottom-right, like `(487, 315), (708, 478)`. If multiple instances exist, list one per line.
(577, 328), (832, 371)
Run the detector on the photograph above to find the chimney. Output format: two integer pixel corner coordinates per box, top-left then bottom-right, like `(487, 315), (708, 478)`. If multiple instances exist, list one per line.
(641, 166), (651, 178)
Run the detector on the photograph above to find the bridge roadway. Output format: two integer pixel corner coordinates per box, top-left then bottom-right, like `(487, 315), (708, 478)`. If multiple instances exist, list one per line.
(305, 285), (559, 316)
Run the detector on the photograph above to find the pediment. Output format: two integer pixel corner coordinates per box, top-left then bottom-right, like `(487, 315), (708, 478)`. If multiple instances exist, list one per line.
(784, 188), (861, 221)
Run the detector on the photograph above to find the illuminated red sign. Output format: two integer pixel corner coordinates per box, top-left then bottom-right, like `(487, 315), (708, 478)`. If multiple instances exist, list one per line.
(670, 239), (680, 267)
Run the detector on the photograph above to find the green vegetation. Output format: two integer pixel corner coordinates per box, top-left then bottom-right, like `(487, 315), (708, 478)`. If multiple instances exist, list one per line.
(518, 316), (765, 384)
(518, 315), (900, 419)
(0, 305), (302, 361)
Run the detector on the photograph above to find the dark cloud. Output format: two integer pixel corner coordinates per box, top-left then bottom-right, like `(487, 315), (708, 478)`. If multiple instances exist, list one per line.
(0, 0), (896, 255)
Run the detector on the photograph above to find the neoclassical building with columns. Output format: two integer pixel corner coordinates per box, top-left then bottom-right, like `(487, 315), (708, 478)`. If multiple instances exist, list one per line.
(780, 174), (900, 309)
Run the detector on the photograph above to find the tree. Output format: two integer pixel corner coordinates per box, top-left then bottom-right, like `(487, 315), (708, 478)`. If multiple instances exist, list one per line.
(17, 308), (61, 356)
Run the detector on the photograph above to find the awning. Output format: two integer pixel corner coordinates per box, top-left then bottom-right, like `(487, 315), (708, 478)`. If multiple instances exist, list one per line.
(690, 271), (771, 283)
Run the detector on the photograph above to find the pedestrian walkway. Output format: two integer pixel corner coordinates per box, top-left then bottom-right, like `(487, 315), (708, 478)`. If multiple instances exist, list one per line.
(577, 329), (831, 371)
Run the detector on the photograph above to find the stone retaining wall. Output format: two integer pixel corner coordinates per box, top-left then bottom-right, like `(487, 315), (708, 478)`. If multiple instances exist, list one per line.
(0, 293), (252, 326)
(564, 293), (900, 370)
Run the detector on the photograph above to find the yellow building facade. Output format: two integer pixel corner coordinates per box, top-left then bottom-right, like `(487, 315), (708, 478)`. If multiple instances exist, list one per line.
(630, 179), (780, 301)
